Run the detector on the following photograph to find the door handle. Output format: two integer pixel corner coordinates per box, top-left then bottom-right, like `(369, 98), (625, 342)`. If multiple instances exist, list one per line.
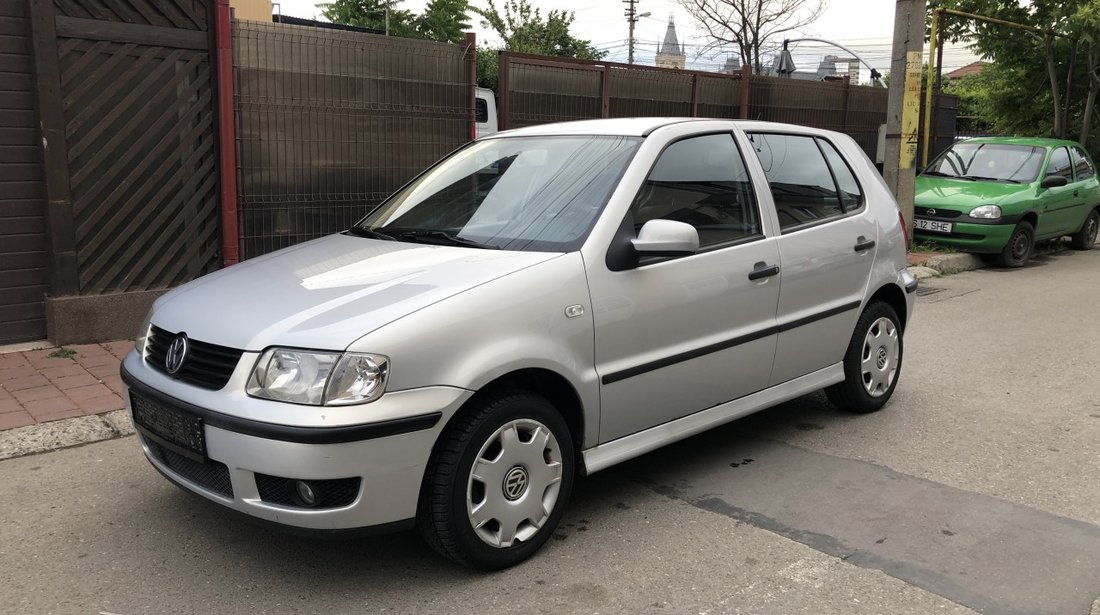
(854, 237), (877, 252)
(1074, 189), (1080, 197)
(748, 262), (780, 280)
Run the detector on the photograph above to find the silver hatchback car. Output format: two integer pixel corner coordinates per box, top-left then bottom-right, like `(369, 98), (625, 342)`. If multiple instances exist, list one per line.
(123, 118), (916, 569)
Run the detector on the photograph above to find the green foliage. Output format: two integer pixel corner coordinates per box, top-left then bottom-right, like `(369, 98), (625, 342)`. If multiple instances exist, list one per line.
(474, 0), (605, 64)
(477, 48), (499, 90)
(48, 347), (77, 359)
(931, 0), (1100, 151)
(320, 0), (470, 42)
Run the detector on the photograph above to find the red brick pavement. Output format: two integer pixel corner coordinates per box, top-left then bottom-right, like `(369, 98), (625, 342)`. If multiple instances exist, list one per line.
(0, 341), (132, 430)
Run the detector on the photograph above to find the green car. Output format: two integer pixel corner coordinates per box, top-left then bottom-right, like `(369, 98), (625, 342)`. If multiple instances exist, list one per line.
(914, 137), (1100, 267)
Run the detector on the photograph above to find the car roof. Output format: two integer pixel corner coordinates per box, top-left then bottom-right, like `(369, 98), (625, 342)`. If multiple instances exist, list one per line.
(486, 118), (830, 138)
(960, 136), (1083, 148)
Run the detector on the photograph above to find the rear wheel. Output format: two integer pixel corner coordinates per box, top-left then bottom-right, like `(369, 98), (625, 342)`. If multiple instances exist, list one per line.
(826, 302), (903, 414)
(998, 221), (1034, 268)
(1070, 209), (1098, 250)
(418, 390), (574, 569)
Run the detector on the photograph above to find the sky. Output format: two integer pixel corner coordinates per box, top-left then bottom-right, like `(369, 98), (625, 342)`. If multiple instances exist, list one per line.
(271, 0), (982, 83)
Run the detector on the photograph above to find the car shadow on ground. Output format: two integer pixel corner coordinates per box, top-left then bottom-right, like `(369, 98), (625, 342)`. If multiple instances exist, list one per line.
(131, 391), (843, 584)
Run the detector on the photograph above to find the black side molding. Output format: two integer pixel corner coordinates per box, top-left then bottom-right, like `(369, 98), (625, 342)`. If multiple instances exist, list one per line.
(601, 300), (862, 385)
(121, 364), (442, 444)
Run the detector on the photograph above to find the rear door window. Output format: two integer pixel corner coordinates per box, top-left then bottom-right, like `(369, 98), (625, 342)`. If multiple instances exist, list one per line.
(1071, 147), (1095, 181)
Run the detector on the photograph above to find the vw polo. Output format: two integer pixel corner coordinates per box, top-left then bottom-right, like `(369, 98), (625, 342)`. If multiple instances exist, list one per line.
(123, 118), (916, 569)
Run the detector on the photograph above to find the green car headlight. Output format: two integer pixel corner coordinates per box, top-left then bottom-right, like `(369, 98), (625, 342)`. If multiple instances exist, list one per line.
(247, 349), (389, 406)
(970, 205), (1002, 220)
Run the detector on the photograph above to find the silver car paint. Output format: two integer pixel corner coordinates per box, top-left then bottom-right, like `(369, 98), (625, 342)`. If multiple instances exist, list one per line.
(127, 118), (914, 531)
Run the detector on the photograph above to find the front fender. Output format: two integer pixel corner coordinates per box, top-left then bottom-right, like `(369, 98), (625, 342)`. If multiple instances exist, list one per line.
(347, 252), (599, 447)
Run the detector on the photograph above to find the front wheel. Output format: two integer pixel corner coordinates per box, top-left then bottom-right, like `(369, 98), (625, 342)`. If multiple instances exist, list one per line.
(418, 390), (574, 569)
(1070, 209), (1098, 250)
(826, 302), (903, 414)
(998, 221), (1034, 267)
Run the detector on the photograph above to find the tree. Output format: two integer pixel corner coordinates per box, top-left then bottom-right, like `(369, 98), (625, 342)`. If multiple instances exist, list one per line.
(473, 0), (606, 91)
(932, 0), (1097, 141)
(320, 0), (471, 43)
(676, 0), (825, 75)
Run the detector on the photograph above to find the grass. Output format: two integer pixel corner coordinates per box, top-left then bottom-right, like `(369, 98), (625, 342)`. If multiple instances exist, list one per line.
(910, 239), (958, 254)
(48, 347), (77, 359)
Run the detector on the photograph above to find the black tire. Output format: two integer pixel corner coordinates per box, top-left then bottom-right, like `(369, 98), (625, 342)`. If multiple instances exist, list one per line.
(1070, 209), (1099, 251)
(825, 302), (903, 414)
(417, 390), (575, 570)
(997, 221), (1034, 267)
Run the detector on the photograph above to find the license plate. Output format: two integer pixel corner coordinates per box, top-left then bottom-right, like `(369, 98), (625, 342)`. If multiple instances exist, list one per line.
(915, 218), (953, 233)
(131, 392), (207, 458)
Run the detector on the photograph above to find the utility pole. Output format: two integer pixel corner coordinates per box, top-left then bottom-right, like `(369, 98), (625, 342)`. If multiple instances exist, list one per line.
(882, 0), (927, 242)
(624, 0), (649, 64)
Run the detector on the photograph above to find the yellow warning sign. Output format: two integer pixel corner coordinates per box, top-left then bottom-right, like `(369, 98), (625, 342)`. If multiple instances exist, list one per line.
(900, 51), (922, 169)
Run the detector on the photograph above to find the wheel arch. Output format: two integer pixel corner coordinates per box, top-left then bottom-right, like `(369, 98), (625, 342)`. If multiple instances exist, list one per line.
(1020, 210), (1039, 229)
(435, 367), (586, 458)
(867, 283), (909, 332)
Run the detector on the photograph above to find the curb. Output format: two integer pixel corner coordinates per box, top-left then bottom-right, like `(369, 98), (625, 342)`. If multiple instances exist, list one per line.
(923, 252), (986, 275)
(0, 410), (134, 461)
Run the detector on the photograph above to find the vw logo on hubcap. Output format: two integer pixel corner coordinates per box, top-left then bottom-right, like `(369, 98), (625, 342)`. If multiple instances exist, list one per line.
(165, 334), (189, 375)
(876, 346), (888, 370)
(502, 465), (529, 501)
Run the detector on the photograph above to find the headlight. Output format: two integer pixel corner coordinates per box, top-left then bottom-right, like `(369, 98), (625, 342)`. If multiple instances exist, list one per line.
(135, 310), (153, 356)
(970, 205), (1002, 220)
(247, 349), (389, 406)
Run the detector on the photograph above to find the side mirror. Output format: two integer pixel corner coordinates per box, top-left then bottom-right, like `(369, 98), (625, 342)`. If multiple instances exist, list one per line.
(1041, 175), (1068, 189)
(631, 219), (700, 256)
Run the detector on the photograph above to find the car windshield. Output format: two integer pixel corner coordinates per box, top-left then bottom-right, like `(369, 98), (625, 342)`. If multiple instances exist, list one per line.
(354, 135), (642, 252)
(922, 142), (1044, 183)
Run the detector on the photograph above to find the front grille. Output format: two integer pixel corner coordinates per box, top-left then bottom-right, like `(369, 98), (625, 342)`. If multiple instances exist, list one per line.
(146, 325), (244, 390)
(146, 440), (234, 498)
(255, 473), (361, 509)
(915, 207), (963, 219)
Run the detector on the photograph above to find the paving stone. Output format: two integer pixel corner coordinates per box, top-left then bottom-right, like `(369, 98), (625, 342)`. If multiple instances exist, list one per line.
(79, 395), (125, 414)
(39, 364), (91, 381)
(0, 365), (36, 382)
(50, 373), (99, 390)
(3, 374), (50, 392)
(12, 385), (65, 404)
(0, 398), (21, 414)
(0, 411), (35, 431)
(23, 349), (76, 369)
(73, 354), (119, 369)
(85, 363), (120, 379)
(0, 354), (30, 370)
(27, 405), (83, 423)
(22, 395), (78, 416)
(64, 383), (115, 402)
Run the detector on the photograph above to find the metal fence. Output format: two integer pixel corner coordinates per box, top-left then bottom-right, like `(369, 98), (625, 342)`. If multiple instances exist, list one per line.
(233, 20), (475, 258)
(498, 52), (901, 159)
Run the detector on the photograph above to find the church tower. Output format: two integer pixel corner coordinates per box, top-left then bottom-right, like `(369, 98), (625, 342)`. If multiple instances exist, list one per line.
(655, 15), (686, 70)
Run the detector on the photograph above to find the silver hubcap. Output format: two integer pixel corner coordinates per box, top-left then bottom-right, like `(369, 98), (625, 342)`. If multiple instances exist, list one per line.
(467, 419), (563, 548)
(861, 316), (899, 398)
(1088, 216), (1098, 245)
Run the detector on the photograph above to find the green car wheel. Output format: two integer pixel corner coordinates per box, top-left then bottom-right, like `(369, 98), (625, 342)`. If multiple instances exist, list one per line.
(998, 221), (1034, 268)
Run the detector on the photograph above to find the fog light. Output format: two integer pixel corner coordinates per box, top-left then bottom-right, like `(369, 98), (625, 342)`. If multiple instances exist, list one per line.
(294, 480), (317, 507)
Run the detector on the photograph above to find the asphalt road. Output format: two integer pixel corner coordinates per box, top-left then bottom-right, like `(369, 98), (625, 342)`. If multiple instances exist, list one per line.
(4, 247), (1100, 615)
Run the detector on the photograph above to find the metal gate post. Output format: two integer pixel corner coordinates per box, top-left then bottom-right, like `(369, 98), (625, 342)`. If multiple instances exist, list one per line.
(465, 32), (476, 140)
(215, 0), (239, 265)
(739, 64), (751, 119)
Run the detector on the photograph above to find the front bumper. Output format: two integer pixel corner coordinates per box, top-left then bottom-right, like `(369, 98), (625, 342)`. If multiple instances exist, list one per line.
(913, 218), (1015, 253)
(121, 351), (472, 531)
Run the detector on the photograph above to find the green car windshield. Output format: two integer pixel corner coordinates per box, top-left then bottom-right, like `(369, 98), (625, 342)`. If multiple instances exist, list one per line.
(355, 135), (642, 252)
(923, 142), (1045, 183)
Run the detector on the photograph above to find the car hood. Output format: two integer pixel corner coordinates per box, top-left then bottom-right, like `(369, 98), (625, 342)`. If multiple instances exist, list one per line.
(152, 234), (561, 351)
(914, 176), (1035, 211)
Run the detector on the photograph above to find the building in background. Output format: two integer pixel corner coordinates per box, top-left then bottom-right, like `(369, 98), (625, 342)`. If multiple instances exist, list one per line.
(655, 16), (686, 70)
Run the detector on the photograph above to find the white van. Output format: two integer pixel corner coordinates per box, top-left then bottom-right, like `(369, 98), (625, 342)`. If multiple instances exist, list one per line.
(475, 87), (497, 138)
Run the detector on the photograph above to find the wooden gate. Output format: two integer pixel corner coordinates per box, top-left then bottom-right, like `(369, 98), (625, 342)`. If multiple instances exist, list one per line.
(29, 0), (220, 300)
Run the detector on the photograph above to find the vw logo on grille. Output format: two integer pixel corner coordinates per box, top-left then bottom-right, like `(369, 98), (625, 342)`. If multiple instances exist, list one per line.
(165, 334), (189, 375)
(502, 466), (529, 501)
(926, 208), (936, 217)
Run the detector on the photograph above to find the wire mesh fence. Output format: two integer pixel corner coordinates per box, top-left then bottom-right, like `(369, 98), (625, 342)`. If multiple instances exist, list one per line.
(233, 20), (473, 258)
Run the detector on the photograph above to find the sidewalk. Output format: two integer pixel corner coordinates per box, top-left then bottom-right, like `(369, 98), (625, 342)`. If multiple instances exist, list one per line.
(0, 341), (131, 431)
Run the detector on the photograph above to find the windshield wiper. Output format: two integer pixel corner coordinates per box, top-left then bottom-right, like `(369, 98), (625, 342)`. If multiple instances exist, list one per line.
(921, 170), (953, 177)
(959, 175), (1019, 183)
(395, 230), (500, 250)
(345, 226), (397, 241)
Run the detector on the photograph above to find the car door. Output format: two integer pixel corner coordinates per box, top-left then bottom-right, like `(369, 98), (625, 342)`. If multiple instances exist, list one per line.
(588, 132), (782, 443)
(743, 132), (878, 386)
(1069, 146), (1100, 229)
(1038, 146), (1079, 238)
